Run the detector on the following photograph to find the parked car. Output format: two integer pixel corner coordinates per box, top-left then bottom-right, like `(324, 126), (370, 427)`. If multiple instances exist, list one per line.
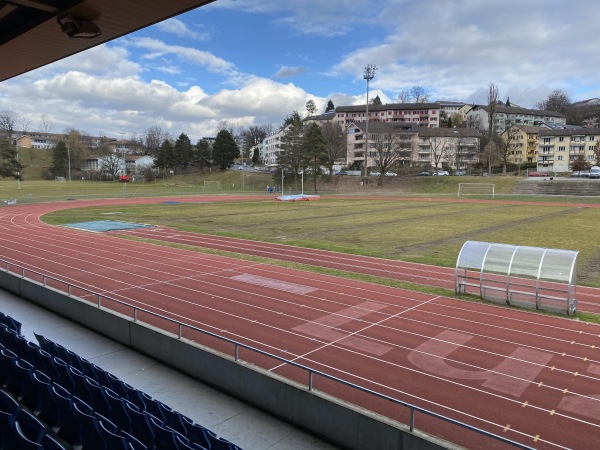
(416, 171), (430, 176)
(119, 175), (131, 182)
(432, 170), (449, 176)
(335, 171), (348, 176)
(385, 172), (397, 177)
(590, 166), (600, 179)
(370, 171), (381, 176)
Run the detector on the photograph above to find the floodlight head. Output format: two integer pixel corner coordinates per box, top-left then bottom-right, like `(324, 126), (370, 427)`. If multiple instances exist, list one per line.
(363, 64), (377, 81)
(57, 14), (101, 39)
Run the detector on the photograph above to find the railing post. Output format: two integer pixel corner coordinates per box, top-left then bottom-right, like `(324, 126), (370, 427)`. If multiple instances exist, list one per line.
(235, 344), (239, 361)
(308, 370), (313, 391)
(410, 407), (415, 432)
(178, 324), (182, 339)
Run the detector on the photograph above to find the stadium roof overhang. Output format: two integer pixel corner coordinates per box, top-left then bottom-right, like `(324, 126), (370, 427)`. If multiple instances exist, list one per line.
(0, 0), (216, 83)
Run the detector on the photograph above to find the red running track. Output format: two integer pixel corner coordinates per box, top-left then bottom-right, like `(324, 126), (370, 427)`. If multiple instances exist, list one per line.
(117, 222), (600, 315)
(0, 196), (599, 450)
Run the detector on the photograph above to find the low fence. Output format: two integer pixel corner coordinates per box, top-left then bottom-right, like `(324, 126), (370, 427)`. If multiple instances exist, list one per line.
(0, 258), (534, 450)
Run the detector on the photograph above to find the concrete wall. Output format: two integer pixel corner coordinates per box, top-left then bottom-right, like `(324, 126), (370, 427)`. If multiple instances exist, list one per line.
(0, 271), (458, 450)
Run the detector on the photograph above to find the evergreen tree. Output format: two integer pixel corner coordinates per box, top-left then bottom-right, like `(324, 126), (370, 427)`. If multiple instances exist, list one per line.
(370, 95), (383, 106)
(212, 129), (239, 170)
(0, 139), (24, 179)
(174, 132), (193, 173)
(154, 139), (176, 175)
(50, 140), (69, 178)
(325, 99), (335, 112)
(278, 120), (304, 189)
(192, 139), (212, 173)
(302, 123), (326, 193)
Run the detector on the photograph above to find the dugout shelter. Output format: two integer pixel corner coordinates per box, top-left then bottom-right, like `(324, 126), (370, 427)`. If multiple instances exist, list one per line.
(455, 240), (578, 315)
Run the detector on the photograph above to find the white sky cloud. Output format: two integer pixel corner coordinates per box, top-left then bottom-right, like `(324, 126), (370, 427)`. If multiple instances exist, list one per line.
(1, 0), (600, 142)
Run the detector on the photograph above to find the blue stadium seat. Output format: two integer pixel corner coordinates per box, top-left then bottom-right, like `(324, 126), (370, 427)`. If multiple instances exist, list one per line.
(33, 332), (48, 350)
(102, 387), (132, 433)
(138, 391), (165, 421)
(180, 416), (211, 449)
(146, 414), (181, 450)
(8, 419), (43, 450)
(51, 357), (75, 392)
(12, 408), (46, 445)
(120, 430), (148, 450)
(173, 433), (196, 450)
(31, 371), (60, 430)
(85, 376), (112, 418)
(0, 312), (21, 334)
(40, 433), (70, 450)
(0, 350), (14, 388)
(0, 409), (15, 449)
(72, 399), (106, 450)
(6, 357), (34, 401)
(123, 400), (155, 449)
(0, 388), (20, 415)
(157, 401), (187, 437)
(202, 428), (238, 450)
(69, 366), (92, 405)
(32, 348), (60, 381)
(51, 383), (82, 447)
(90, 363), (115, 390)
(97, 418), (129, 450)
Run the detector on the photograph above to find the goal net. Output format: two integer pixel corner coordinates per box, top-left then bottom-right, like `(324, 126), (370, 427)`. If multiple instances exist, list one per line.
(55, 176), (66, 182)
(458, 183), (495, 198)
(203, 181), (222, 191)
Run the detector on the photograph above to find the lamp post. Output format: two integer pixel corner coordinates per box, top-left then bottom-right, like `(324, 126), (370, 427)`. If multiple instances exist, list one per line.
(66, 143), (71, 183)
(119, 132), (125, 176)
(363, 64), (377, 179)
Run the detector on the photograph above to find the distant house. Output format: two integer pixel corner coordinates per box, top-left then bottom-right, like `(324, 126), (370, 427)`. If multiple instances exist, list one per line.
(16, 133), (56, 149)
(538, 128), (600, 172)
(334, 103), (441, 129)
(466, 105), (566, 135)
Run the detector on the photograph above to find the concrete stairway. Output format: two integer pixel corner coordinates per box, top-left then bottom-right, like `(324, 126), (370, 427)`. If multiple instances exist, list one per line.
(513, 178), (600, 196)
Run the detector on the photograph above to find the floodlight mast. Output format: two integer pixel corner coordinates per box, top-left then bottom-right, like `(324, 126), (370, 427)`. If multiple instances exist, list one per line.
(363, 64), (377, 179)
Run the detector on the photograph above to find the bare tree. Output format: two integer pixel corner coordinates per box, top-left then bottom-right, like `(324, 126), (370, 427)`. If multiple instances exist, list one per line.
(0, 109), (20, 142)
(396, 90), (411, 103)
(410, 86), (429, 103)
(98, 144), (121, 179)
(321, 122), (347, 175)
(142, 125), (168, 155)
(535, 89), (572, 114)
(481, 140), (499, 175)
(38, 114), (54, 134)
(500, 124), (519, 174)
(487, 82), (500, 138)
(369, 122), (407, 186)
(63, 127), (88, 173)
(427, 137), (448, 179)
(241, 124), (272, 159)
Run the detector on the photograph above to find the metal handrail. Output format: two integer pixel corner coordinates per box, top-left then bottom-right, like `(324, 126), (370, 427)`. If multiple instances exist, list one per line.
(0, 259), (533, 449)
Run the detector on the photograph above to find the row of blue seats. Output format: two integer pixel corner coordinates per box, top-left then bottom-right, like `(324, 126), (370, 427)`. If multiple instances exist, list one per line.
(0, 311), (20, 334)
(0, 316), (241, 450)
(0, 388), (68, 450)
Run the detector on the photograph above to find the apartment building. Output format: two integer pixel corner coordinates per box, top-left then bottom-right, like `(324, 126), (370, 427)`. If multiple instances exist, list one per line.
(334, 103), (441, 129)
(501, 125), (541, 165)
(538, 128), (600, 172)
(346, 121), (419, 168)
(417, 128), (480, 171)
(262, 126), (288, 166)
(466, 105), (566, 135)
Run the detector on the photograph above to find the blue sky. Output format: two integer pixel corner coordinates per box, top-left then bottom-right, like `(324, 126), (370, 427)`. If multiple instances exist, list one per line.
(1, 0), (600, 142)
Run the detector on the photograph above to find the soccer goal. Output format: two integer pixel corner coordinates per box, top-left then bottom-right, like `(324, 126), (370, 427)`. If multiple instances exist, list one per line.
(55, 176), (66, 182)
(458, 183), (495, 198)
(203, 180), (222, 191)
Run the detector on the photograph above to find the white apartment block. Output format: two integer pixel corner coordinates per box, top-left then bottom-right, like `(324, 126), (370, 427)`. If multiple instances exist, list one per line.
(466, 105), (566, 135)
(538, 128), (600, 172)
(262, 126), (288, 166)
(334, 103), (441, 129)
